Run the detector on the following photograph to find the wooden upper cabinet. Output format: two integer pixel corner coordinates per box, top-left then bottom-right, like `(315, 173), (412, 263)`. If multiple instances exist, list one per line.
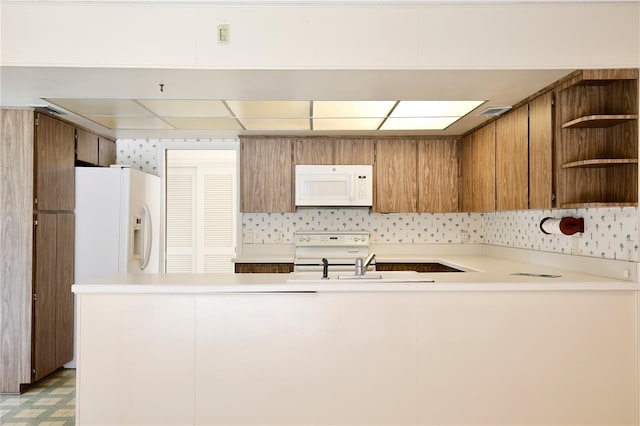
(334, 139), (375, 165)
(529, 92), (554, 209)
(98, 137), (117, 167)
(294, 139), (333, 164)
(374, 140), (418, 213)
(75, 129), (99, 165)
(293, 138), (375, 165)
(35, 113), (75, 211)
(495, 105), (529, 211)
(240, 138), (293, 213)
(459, 134), (474, 212)
(418, 139), (459, 213)
(472, 122), (496, 212)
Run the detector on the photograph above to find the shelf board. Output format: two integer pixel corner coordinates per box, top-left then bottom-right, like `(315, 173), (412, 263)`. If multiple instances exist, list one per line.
(561, 202), (638, 209)
(561, 158), (639, 169)
(561, 114), (638, 129)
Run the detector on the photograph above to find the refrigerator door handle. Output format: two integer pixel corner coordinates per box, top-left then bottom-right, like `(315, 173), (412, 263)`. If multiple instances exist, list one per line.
(140, 203), (153, 270)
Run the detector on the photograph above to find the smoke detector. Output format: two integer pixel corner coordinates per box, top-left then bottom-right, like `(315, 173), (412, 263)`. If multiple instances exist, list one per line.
(478, 106), (512, 117)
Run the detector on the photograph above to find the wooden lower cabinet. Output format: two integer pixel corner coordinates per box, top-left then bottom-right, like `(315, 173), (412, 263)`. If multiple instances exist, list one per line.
(234, 263), (294, 273)
(376, 262), (463, 273)
(33, 212), (74, 382)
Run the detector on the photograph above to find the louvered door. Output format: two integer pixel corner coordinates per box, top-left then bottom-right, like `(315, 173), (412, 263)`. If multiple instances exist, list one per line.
(166, 166), (237, 273)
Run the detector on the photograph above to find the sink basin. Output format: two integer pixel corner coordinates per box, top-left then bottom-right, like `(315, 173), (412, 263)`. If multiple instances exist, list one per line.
(286, 270), (434, 283)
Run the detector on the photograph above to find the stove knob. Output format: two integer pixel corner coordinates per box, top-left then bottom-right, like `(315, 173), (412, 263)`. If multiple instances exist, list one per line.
(353, 237), (360, 242)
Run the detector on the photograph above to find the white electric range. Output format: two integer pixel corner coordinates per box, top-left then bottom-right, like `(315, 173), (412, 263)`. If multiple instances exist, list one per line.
(293, 231), (374, 272)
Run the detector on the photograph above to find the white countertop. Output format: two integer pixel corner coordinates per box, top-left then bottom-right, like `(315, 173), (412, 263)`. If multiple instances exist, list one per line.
(73, 254), (640, 294)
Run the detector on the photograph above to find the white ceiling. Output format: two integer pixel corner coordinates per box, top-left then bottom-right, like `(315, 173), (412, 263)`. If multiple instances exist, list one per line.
(0, 66), (574, 139)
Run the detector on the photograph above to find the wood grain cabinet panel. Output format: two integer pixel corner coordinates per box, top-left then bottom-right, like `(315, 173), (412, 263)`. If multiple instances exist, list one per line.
(35, 113), (75, 211)
(458, 134), (474, 212)
(33, 213), (58, 382)
(376, 263), (462, 273)
(98, 137), (116, 167)
(294, 138), (334, 165)
(234, 263), (294, 273)
(0, 109), (35, 392)
(33, 212), (75, 381)
(374, 140), (418, 213)
(334, 139), (375, 165)
(240, 138), (293, 213)
(55, 212), (74, 366)
(529, 92), (554, 209)
(471, 123), (496, 212)
(75, 128), (99, 165)
(496, 105), (529, 211)
(418, 139), (459, 212)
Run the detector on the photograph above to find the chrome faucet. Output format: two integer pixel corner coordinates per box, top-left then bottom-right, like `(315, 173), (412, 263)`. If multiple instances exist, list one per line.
(355, 252), (375, 276)
(321, 258), (329, 279)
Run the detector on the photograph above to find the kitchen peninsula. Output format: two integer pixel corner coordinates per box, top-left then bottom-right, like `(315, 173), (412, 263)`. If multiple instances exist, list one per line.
(73, 253), (640, 426)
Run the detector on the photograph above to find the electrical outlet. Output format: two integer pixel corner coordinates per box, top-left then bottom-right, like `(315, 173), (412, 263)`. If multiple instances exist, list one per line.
(217, 24), (230, 44)
(459, 230), (471, 243)
(245, 232), (253, 244)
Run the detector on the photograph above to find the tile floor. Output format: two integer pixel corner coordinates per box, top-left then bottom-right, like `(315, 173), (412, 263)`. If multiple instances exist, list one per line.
(0, 369), (75, 426)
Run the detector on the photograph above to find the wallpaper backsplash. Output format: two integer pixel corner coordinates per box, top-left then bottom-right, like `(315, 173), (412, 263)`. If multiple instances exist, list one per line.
(116, 139), (639, 262)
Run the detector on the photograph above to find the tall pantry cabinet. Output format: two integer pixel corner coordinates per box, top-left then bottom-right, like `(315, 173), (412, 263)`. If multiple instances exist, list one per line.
(1, 109), (75, 392)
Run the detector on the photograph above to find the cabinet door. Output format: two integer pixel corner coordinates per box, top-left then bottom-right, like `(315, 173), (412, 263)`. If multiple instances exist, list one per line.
(472, 123), (496, 212)
(418, 139), (459, 212)
(294, 138), (333, 164)
(35, 114), (75, 211)
(240, 139), (293, 213)
(55, 212), (74, 366)
(529, 92), (554, 209)
(496, 105), (529, 210)
(76, 128), (99, 165)
(374, 140), (417, 213)
(33, 213), (58, 382)
(335, 139), (375, 165)
(98, 137), (117, 167)
(459, 134), (474, 212)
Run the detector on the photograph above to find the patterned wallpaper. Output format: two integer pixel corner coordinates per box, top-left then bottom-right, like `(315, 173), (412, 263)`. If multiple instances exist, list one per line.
(242, 210), (484, 245)
(116, 139), (639, 261)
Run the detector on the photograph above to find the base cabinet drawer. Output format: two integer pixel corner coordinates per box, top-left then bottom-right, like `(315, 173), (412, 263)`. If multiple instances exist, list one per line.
(376, 262), (462, 273)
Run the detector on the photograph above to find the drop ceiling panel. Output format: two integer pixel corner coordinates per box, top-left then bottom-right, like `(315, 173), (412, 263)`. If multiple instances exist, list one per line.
(391, 100), (485, 117)
(46, 98), (151, 116)
(164, 117), (242, 130)
(380, 116), (460, 130)
(313, 101), (396, 118)
(239, 118), (310, 131)
(226, 100), (310, 118)
(86, 116), (173, 130)
(137, 99), (231, 117)
(313, 118), (384, 131)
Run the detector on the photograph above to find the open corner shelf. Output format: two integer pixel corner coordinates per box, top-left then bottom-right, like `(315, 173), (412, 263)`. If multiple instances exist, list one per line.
(561, 114), (638, 129)
(561, 202), (638, 209)
(561, 158), (638, 169)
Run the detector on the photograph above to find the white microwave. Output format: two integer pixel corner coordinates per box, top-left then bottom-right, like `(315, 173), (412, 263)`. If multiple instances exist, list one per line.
(295, 165), (373, 207)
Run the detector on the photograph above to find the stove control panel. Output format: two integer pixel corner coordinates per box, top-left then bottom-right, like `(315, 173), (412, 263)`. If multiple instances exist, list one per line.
(294, 231), (369, 247)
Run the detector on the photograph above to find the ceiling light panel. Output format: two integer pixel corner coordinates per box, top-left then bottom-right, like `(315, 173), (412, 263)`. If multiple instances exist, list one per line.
(163, 117), (242, 130)
(239, 118), (310, 131)
(225, 101), (310, 118)
(391, 100), (484, 118)
(313, 101), (396, 118)
(46, 98), (151, 116)
(380, 116), (460, 131)
(313, 118), (384, 131)
(137, 100), (230, 117)
(86, 116), (173, 130)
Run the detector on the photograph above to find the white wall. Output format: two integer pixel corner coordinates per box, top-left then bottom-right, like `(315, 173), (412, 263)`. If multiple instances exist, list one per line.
(2, 2), (638, 69)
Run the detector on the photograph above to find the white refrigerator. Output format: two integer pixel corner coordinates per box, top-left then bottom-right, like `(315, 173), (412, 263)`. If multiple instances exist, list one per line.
(68, 166), (161, 368)
(75, 166), (161, 281)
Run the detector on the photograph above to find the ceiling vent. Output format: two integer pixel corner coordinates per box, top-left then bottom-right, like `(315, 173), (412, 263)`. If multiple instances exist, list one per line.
(478, 106), (512, 117)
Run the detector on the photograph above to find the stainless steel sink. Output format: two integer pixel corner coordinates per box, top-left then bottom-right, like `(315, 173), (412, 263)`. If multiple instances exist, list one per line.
(287, 271), (434, 283)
